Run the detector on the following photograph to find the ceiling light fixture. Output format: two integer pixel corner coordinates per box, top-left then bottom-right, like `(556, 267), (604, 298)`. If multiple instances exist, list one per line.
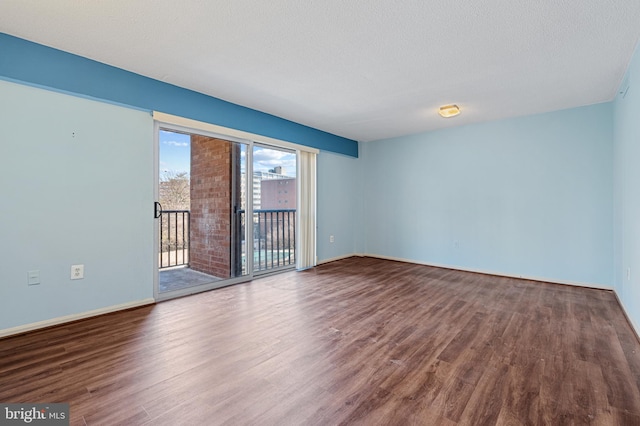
(438, 104), (460, 118)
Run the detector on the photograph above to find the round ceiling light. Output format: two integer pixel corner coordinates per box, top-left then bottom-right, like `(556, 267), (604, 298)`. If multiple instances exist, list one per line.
(438, 104), (461, 118)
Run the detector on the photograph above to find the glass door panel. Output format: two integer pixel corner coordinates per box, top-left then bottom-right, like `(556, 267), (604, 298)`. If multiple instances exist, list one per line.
(157, 129), (248, 296)
(251, 145), (297, 274)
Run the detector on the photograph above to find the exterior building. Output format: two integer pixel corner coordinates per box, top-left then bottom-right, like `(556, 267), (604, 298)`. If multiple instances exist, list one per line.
(260, 178), (296, 210)
(240, 168), (293, 211)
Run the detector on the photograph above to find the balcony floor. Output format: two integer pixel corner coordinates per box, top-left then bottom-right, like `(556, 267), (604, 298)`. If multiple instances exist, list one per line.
(159, 266), (221, 293)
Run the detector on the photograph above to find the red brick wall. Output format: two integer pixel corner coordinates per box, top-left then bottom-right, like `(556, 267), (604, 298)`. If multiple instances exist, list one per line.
(189, 135), (233, 278)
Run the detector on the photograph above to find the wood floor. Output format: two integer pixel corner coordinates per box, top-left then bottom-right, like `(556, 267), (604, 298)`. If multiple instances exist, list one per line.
(1, 257), (640, 425)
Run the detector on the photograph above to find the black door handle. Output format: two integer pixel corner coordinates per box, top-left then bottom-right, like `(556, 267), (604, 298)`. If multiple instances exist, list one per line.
(154, 202), (163, 219)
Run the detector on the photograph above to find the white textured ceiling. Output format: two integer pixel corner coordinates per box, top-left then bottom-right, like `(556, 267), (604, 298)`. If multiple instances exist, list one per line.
(1, 1), (639, 142)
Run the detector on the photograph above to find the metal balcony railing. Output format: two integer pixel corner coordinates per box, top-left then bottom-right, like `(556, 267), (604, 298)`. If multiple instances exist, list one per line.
(251, 209), (296, 272)
(159, 208), (295, 273)
(159, 210), (190, 269)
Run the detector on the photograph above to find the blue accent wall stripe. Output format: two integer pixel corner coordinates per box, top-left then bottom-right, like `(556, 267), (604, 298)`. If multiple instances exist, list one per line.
(0, 33), (358, 157)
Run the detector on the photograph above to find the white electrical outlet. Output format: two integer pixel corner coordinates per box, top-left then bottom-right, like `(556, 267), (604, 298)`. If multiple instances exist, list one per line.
(330, 235), (335, 243)
(71, 264), (84, 280)
(627, 267), (631, 281)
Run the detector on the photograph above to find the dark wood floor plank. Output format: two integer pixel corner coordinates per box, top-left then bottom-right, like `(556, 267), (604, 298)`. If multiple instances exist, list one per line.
(495, 360), (545, 425)
(1, 257), (639, 425)
(458, 355), (509, 426)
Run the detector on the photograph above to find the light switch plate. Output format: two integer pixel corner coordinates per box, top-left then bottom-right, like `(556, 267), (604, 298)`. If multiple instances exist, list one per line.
(28, 270), (40, 285)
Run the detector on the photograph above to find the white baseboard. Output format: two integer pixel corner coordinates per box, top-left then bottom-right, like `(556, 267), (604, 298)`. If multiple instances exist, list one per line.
(0, 298), (156, 339)
(317, 253), (365, 265)
(613, 291), (640, 341)
(364, 253), (613, 290)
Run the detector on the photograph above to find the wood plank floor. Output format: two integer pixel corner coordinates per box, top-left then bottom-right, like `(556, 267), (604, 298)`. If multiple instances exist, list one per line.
(1, 257), (640, 425)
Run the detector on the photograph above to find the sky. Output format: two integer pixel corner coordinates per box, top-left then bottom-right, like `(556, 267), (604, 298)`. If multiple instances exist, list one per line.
(159, 130), (296, 177)
(159, 130), (191, 176)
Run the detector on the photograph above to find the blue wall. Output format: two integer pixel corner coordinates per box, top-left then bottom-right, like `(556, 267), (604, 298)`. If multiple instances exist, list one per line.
(0, 80), (154, 331)
(614, 42), (640, 332)
(362, 103), (614, 287)
(317, 150), (363, 262)
(0, 33), (358, 157)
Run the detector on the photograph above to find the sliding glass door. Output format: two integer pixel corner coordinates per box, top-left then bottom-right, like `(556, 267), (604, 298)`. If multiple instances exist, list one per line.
(153, 121), (305, 300)
(155, 126), (249, 298)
